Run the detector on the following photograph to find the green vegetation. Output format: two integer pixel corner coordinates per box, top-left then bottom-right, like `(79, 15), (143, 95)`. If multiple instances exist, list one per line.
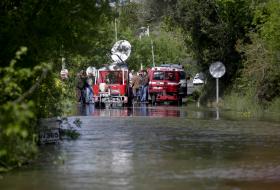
(0, 47), (39, 171)
(0, 1), (113, 171)
(143, 0), (279, 112)
(220, 0), (280, 113)
(0, 0), (191, 171)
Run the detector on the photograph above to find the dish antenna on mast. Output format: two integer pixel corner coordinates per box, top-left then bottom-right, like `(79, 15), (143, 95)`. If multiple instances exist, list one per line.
(111, 40), (131, 64)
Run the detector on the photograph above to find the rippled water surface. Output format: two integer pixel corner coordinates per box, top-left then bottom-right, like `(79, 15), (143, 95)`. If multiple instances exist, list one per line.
(1, 104), (280, 190)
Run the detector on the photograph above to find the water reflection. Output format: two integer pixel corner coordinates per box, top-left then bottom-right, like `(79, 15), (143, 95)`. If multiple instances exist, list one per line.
(216, 107), (220, 120)
(77, 103), (95, 116)
(139, 103), (148, 116)
(85, 103), (95, 115)
(76, 104), (225, 120)
(77, 104), (185, 117)
(1, 108), (280, 190)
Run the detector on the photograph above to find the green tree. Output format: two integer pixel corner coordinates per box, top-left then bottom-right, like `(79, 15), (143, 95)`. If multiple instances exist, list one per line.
(116, 1), (191, 71)
(237, 0), (280, 104)
(0, 0), (114, 170)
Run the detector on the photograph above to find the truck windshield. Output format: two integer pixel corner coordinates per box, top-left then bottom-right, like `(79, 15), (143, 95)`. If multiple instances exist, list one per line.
(152, 71), (177, 81)
(153, 71), (164, 80)
(165, 71), (176, 81)
(180, 71), (186, 80)
(99, 71), (126, 84)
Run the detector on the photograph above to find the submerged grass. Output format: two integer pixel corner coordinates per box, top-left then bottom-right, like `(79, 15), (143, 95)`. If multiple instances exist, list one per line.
(267, 98), (280, 113)
(223, 91), (280, 118)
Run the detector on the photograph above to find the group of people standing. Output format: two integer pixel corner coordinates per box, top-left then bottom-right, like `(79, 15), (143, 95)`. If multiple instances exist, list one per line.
(130, 69), (149, 103)
(76, 70), (94, 104)
(76, 68), (149, 104)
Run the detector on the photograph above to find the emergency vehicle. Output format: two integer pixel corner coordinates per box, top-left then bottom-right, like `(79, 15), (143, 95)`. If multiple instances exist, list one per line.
(93, 65), (131, 108)
(148, 64), (187, 105)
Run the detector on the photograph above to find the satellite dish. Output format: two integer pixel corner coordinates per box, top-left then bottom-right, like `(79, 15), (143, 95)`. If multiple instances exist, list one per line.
(86, 66), (96, 76)
(209, 61), (226, 78)
(111, 40), (131, 63)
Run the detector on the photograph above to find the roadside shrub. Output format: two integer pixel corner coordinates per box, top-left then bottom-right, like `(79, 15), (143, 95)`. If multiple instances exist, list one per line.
(223, 89), (263, 116)
(0, 102), (37, 171)
(267, 98), (280, 113)
(0, 47), (61, 171)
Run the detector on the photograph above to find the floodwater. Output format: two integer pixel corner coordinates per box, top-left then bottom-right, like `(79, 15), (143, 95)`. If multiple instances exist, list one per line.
(1, 104), (280, 190)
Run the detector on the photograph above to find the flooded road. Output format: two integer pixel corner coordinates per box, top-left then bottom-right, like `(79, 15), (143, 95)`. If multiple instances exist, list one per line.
(1, 104), (280, 190)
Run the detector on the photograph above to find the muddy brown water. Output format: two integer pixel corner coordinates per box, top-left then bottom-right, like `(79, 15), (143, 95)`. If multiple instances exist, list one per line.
(1, 104), (280, 190)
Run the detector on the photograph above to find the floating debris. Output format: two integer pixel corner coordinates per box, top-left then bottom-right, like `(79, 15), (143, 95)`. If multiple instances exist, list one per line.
(39, 117), (82, 144)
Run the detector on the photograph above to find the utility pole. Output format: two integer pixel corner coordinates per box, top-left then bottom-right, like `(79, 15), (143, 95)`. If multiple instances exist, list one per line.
(147, 26), (155, 67)
(151, 39), (155, 67)
(114, 18), (118, 42)
(138, 26), (155, 68)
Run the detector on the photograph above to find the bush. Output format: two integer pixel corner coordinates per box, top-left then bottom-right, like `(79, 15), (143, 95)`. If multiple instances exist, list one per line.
(0, 48), (56, 171)
(267, 98), (280, 113)
(223, 89), (263, 116)
(0, 102), (38, 171)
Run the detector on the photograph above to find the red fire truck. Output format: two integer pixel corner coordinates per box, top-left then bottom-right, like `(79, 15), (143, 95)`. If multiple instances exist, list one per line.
(93, 66), (131, 108)
(148, 64), (187, 105)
